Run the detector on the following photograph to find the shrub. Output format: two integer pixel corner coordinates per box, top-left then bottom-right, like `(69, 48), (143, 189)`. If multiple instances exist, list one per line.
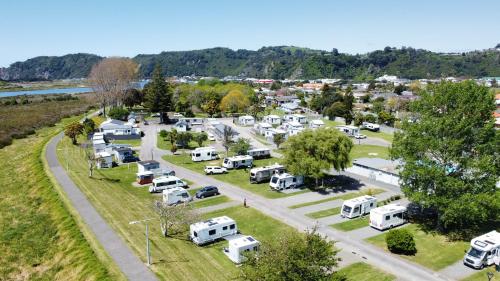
(386, 228), (417, 255)
(107, 107), (129, 120)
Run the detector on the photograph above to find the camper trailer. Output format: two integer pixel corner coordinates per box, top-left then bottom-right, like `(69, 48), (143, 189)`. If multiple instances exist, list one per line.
(190, 216), (238, 245)
(162, 187), (192, 205)
(341, 195), (377, 219)
(191, 147), (219, 162)
(149, 176), (187, 193)
(247, 148), (271, 159)
(362, 122), (380, 132)
(369, 204), (407, 231)
(95, 152), (113, 169)
(336, 125), (360, 137)
(269, 173), (304, 190)
(463, 230), (500, 269)
(222, 155), (253, 169)
(224, 236), (260, 263)
(250, 164), (286, 183)
(136, 171), (154, 185)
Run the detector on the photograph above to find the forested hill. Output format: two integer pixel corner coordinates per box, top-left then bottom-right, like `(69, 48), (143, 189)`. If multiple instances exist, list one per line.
(1, 46), (500, 81)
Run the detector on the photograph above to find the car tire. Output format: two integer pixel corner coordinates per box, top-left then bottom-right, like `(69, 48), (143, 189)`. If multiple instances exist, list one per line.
(215, 192), (220, 195)
(210, 172), (213, 175)
(201, 195), (204, 199)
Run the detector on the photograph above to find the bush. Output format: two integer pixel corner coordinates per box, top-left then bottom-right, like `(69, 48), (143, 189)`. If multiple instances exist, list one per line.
(107, 107), (129, 120)
(386, 228), (417, 255)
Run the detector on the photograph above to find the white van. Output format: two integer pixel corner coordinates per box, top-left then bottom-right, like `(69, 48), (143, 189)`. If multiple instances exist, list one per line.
(269, 173), (304, 190)
(369, 204), (407, 230)
(149, 176), (187, 193)
(191, 147), (219, 162)
(341, 195), (377, 219)
(463, 230), (500, 269)
(247, 148), (271, 159)
(224, 235), (260, 263)
(222, 155), (253, 169)
(190, 216), (238, 245)
(162, 187), (192, 205)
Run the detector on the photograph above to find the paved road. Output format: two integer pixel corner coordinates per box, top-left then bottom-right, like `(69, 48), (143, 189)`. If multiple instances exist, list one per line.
(142, 123), (455, 281)
(46, 133), (158, 281)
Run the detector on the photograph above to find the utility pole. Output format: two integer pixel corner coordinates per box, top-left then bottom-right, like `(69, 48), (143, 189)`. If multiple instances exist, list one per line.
(129, 218), (155, 266)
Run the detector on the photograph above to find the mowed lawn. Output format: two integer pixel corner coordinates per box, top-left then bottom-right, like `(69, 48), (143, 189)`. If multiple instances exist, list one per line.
(157, 132), (212, 151)
(360, 129), (394, 143)
(365, 224), (469, 271)
(350, 144), (390, 160)
(306, 207), (341, 219)
(337, 262), (395, 281)
(162, 153), (310, 199)
(112, 138), (142, 147)
(331, 216), (369, 231)
(289, 188), (384, 209)
(462, 268), (499, 281)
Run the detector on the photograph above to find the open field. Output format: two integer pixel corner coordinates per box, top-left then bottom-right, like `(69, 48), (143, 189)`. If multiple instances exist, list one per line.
(360, 129), (394, 143)
(288, 188), (384, 209)
(336, 262), (395, 281)
(0, 115), (118, 280)
(366, 224), (469, 271)
(331, 216), (369, 231)
(350, 144), (390, 160)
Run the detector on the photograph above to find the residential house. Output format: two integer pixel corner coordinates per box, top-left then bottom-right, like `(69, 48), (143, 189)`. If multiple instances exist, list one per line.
(253, 122), (272, 135)
(263, 115), (281, 125)
(113, 147), (135, 163)
(283, 114), (307, 124)
(238, 115), (255, 126)
(96, 152), (113, 169)
(309, 119), (325, 129)
(264, 128), (287, 141)
(99, 119), (141, 136)
(174, 120), (189, 132)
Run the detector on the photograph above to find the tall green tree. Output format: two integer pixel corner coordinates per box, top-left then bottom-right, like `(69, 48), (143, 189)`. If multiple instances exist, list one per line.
(273, 133), (285, 149)
(230, 138), (251, 156)
(391, 81), (500, 236)
(193, 132), (208, 148)
(283, 128), (353, 186)
(64, 122), (84, 145)
(222, 126), (235, 156)
(144, 64), (173, 123)
(342, 89), (354, 124)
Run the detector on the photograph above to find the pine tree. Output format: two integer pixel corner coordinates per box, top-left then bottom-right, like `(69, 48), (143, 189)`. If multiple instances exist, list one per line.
(144, 64), (173, 123)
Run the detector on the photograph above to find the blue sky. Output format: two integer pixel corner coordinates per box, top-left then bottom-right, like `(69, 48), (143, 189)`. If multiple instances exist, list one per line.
(1, 0), (499, 67)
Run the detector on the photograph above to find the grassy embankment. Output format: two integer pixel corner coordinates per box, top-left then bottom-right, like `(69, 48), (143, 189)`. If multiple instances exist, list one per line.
(0, 115), (120, 280)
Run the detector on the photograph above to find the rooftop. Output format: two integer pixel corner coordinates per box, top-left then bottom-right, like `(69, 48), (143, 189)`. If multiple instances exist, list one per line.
(353, 157), (402, 175)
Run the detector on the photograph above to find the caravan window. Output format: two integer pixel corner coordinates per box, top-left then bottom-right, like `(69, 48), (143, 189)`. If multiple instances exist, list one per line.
(181, 193), (189, 198)
(223, 226), (228, 231)
(370, 203), (374, 207)
(209, 229), (216, 236)
(193, 231), (198, 237)
(292, 178), (296, 182)
(393, 213), (403, 219)
(353, 207), (360, 213)
(229, 224), (235, 230)
(385, 215), (390, 221)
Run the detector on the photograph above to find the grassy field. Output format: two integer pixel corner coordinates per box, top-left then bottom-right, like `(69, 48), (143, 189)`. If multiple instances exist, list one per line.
(112, 138), (142, 147)
(366, 224), (469, 271)
(350, 144), (390, 160)
(56, 136), (304, 280)
(157, 132), (212, 151)
(288, 188), (384, 209)
(306, 207), (341, 219)
(191, 195), (231, 208)
(162, 153), (310, 199)
(337, 262), (395, 281)
(331, 216), (369, 231)
(0, 115), (119, 280)
(360, 129), (394, 143)
(462, 268), (499, 281)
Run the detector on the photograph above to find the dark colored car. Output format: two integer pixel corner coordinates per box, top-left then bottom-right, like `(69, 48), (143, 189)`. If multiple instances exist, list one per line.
(196, 186), (219, 199)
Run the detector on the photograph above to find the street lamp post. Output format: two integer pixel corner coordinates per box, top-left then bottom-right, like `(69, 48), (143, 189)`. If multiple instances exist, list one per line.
(129, 218), (155, 266)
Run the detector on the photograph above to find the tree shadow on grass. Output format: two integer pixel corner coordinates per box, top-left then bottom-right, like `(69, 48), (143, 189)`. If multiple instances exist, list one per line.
(308, 175), (365, 195)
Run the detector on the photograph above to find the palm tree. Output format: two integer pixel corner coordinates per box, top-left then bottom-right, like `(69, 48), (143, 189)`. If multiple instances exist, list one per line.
(222, 126), (235, 156)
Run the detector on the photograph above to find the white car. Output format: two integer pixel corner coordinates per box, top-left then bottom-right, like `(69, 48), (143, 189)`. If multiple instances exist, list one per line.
(173, 113), (184, 118)
(354, 134), (367, 139)
(204, 166), (227, 175)
(207, 132), (216, 141)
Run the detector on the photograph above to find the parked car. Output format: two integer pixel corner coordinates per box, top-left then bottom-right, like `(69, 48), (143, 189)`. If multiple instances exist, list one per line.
(143, 120), (149, 125)
(196, 186), (220, 198)
(207, 132), (216, 141)
(204, 166), (227, 175)
(354, 134), (367, 139)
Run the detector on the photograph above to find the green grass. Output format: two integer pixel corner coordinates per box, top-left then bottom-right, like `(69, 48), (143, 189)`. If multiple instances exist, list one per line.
(322, 118), (343, 128)
(330, 216), (369, 231)
(57, 137), (300, 280)
(191, 195), (231, 209)
(0, 115), (119, 280)
(350, 144), (390, 160)
(157, 132), (212, 151)
(112, 138), (142, 147)
(462, 268), (500, 281)
(337, 262), (395, 281)
(366, 224), (469, 271)
(306, 207), (341, 219)
(289, 188), (384, 209)
(163, 153), (310, 199)
(360, 129), (394, 143)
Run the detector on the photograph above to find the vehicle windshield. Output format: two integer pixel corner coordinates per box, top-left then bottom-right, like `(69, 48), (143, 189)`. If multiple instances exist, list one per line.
(224, 159), (228, 164)
(342, 205), (352, 213)
(467, 247), (485, 259)
(271, 177), (278, 184)
(250, 172), (255, 176)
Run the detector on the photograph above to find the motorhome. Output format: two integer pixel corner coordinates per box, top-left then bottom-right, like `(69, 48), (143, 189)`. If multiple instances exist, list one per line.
(247, 148), (271, 159)
(369, 204), (407, 231)
(250, 164), (285, 183)
(269, 173), (304, 190)
(341, 195), (377, 218)
(222, 155), (253, 169)
(149, 176), (187, 193)
(362, 122), (380, 132)
(190, 216), (238, 245)
(224, 236), (260, 263)
(162, 187), (193, 205)
(463, 230), (500, 269)
(191, 147), (219, 162)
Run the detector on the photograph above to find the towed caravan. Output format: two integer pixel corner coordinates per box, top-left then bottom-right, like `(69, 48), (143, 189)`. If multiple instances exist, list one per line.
(247, 148), (271, 159)
(224, 235), (260, 263)
(250, 164), (286, 183)
(362, 122), (380, 132)
(369, 204), (407, 231)
(149, 176), (187, 193)
(190, 216), (238, 245)
(222, 155), (253, 169)
(163, 187), (192, 205)
(269, 173), (304, 190)
(341, 195), (377, 219)
(463, 230), (500, 269)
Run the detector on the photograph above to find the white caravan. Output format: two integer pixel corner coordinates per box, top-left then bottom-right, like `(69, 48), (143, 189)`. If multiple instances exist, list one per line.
(463, 230), (500, 269)
(149, 176), (187, 193)
(222, 155), (253, 169)
(247, 148), (271, 159)
(224, 235), (260, 263)
(191, 147), (219, 162)
(341, 195), (377, 219)
(369, 204), (407, 230)
(190, 216), (238, 245)
(362, 122), (380, 132)
(162, 187), (192, 205)
(269, 173), (304, 190)
(250, 164), (286, 183)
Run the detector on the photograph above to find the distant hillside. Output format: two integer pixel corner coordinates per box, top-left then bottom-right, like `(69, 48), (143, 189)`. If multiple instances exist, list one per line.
(1, 46), (500, 81)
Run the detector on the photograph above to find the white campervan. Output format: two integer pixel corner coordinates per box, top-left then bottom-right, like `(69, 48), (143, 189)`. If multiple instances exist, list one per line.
(362, 122), (380, 132)
(162, 187), (192, 205)
(191, 147), (219, 162)
(149, 176), (187, 193)
(463, 230), (500, 269)
(222, 155), (253, 169)
(190, 216), (238, 245)
(250, 164), (285, 183)
(269, 173), (304, 190)
(341, 195), (377, 219)
(224, 235), (260, 263)
(247, 148), (271, 159)
(369, 204), (407, 231)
